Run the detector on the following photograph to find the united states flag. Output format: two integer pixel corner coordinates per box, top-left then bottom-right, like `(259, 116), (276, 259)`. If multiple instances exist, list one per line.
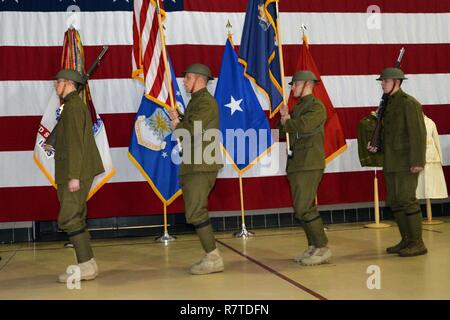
(133, 0), (173, 103)
(0, 0), (449, 222)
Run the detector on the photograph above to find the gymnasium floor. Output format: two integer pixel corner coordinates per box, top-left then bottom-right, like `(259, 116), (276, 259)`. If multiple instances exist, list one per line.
(0, 218), (449, 300)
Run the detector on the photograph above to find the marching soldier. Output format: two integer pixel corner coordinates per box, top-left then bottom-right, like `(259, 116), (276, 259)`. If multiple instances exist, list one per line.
(47, 69), (105, 282)
(279, 70), (331, 266)
(368, 67), (427, 257)
(169, 63), (224, 275)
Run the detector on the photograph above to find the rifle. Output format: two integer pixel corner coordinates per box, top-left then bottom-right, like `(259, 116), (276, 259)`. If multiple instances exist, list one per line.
(369, 47), (405, 151)
(45, 46), (109, 149)
(77, 45), (109, 93)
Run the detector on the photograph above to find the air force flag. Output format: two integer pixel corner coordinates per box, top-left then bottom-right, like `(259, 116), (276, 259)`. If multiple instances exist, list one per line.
(128, 61), (184, 205)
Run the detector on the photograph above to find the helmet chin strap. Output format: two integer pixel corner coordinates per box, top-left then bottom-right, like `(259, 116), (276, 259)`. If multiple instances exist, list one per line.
(387, 79), (397, 96)
(296, 82), (306, 99)
(189, 75), (200, 94)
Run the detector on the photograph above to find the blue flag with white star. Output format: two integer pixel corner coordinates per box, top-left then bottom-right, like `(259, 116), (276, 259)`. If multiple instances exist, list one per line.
(215, 38), (273, 174)
(128, 59), (185, 205)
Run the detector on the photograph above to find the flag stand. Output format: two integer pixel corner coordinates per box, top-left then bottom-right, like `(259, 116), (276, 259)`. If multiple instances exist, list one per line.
(365, 169), (390, 228)
(233, 174), (255, 238)
(156, 203), (176, 243)
(422, 199), (443, 225)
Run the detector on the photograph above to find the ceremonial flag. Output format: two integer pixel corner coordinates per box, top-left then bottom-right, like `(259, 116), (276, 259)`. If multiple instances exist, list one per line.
(287, 35), (347, 163)
(215, 37), (273, 174)
(239, 0), (284, 118)
(128, 0), (184, 205)
(33, 28), (115, 199)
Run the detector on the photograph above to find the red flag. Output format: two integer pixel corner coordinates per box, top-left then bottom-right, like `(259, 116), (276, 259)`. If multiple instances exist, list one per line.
(287, 35), (347, 163)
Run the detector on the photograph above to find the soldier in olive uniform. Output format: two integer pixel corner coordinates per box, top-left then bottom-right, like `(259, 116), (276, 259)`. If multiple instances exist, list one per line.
(279, 70), (332, 266)
(47, 69), (105, 282)
(169, 64), (224, 275)
(368, 68), (427, 257)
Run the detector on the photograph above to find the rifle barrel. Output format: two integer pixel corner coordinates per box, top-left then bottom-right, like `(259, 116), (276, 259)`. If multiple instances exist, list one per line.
(85, 46), (109, 78)
(395, 47), (405, 68)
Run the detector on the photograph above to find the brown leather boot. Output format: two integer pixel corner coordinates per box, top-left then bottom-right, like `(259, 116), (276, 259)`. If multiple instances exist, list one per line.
(398, 211), (427, 257)
(386, 211), (410, 254)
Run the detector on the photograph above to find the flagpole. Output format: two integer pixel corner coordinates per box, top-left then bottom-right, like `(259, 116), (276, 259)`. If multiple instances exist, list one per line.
(301, 27), (321, 210)
(155, 0), (177, 243)
(233, 173), (255, 238)
(365, 169), (390, 229)
(156, 202), (177, 243)
(163, 203), (168, 234)
(155, 0), (175, 109)
(155, 0), (183, 155)
(226, 20), (254, 238)
(275, 1), (292, 158)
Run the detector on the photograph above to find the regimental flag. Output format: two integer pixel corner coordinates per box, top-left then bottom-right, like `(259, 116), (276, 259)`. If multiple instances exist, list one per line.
(33, 28), (115, 199)
(128, 0), (184, 205)
(287, 35), (348, 163)
(215, 37), (273, 174)
(239, 0), (284, 118)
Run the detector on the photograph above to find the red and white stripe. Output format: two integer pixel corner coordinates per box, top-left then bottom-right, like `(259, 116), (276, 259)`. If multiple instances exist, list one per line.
(0, 1), (449, 222)
(134, 0), (172, 104)
(132, 0), (144, 76)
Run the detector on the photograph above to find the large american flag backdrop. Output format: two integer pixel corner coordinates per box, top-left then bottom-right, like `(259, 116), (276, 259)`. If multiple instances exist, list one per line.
(1, 0), (449, 222)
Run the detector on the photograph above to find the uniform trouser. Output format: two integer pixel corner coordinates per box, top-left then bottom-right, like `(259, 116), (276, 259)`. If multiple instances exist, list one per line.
(288, 170), (328, 248)
(57, 178), (94, 263)
(180, 172), (218, 253)
(385, 171), (423, 241)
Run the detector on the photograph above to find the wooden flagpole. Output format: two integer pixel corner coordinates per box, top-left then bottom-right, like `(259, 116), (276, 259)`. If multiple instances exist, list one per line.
(274, 1), (292, 158)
